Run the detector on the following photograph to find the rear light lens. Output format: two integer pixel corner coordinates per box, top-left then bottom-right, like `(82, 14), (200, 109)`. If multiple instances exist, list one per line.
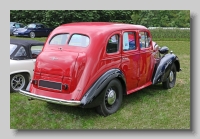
(62, 84), (68, 90)
(32, 80), (38, 85)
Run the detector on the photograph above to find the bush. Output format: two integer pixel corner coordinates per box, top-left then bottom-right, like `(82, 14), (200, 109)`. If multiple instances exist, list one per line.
(149, 28), (190, 41)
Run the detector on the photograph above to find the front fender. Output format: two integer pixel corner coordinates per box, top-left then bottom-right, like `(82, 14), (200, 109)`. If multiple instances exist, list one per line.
(152, 53), (180, 84)
(80, 69), (126, 108)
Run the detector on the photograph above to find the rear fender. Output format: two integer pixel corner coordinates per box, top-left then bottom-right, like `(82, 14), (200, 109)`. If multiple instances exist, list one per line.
(80, 69), (126, 108)
(152, 53), (181, 84)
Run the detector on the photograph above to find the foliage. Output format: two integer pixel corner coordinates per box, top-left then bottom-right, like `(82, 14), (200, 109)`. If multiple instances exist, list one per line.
(131, 10), (190, 28)
(150, 28), (190, 41)
(10, 10), (190, 28)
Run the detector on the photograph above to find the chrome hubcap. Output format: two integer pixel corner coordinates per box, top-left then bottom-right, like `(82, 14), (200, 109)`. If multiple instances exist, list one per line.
(30, 32), (35, 38)
(107, 89), (116, 105)
(169, 71), (174, 82)
(11, 74), (25, 91)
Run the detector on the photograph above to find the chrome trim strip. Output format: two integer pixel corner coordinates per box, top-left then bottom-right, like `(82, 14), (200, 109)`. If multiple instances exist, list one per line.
(19, 89), (81, 106)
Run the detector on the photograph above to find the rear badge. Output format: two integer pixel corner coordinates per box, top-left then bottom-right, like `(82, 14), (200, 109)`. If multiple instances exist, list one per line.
(50, 57), (58, 60)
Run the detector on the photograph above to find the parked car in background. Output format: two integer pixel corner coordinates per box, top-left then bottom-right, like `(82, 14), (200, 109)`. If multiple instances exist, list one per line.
(10, 22), (25, 35)
(13, 23), (53, 38)
(19, 22), (181, 116)
(10, 39), (44, 92)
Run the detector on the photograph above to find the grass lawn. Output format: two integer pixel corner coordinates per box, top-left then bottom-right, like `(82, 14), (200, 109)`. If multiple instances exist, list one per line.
(10, 36), (190, 129)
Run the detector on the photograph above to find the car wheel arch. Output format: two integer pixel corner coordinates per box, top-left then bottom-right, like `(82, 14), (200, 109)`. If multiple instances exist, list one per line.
(10, 72), (30, 92)
(10, 71), (31, 79)
(80, 68), (126, 108)
(174, 60), (181, 72)
(152, 53), (180, 85)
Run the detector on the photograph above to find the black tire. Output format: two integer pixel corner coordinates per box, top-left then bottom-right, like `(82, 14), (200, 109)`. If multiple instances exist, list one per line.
(10, 73), (29, 92)
(162, 63), (177, 89)
(29, 32), (35, 38)
(96, 79), (123, 116)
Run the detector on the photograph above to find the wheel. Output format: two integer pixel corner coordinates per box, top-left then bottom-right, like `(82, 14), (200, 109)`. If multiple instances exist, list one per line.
(29, 32), (35, 38)
(10, 73), (29, 92)
(162, 63), (176, 89)
(96, 79), (123, 116)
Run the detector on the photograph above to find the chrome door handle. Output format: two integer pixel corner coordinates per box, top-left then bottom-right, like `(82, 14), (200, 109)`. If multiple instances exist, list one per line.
(122, 57), (128, 60)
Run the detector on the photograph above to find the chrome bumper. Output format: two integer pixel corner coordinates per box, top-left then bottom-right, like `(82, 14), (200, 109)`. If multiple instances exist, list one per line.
(19, 89), (81, 106)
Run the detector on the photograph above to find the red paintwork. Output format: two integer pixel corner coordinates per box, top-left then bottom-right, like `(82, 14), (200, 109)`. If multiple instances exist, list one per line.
(31, 22), (159, 101)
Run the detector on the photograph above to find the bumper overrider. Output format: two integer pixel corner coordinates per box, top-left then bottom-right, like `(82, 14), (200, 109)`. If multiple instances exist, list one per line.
(19, 89), (81, 106)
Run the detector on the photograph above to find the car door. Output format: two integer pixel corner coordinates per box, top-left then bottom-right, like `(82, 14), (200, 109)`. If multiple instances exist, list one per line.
(35, 25), (45, 36)
(101, 32), (122, 75)
(121, 30), (140, 94)
(40, 25), (50, 36)
(137, 31), (155, 87)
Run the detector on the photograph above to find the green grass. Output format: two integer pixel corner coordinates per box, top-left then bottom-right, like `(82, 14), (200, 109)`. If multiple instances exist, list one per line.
(10, 36), (190, 129)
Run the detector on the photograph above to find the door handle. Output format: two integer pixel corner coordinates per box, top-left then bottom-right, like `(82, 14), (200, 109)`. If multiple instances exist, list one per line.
(122, 57), (128, 60)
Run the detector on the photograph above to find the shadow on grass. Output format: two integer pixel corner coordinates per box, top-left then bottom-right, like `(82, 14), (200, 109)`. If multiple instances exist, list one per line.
(45, 83), (168, 117)
(46, 102), (99, 118)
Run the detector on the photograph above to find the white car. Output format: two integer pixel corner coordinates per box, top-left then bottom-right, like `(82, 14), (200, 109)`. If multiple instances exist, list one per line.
(10, 39), (44, 92)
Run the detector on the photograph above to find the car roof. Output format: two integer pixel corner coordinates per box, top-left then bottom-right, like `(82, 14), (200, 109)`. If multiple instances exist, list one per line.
(55, 22), (147, 35)
(10, 39), (44, 47)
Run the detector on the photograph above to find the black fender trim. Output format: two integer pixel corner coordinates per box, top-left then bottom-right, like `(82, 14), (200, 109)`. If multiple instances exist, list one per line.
(152, 53), (181, 85)
(80, 69), (126, 108)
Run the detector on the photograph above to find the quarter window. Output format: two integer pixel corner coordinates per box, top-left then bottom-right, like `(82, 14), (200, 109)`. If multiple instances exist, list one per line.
(139, 32), (150, 48)
(14, 46), (27, 57)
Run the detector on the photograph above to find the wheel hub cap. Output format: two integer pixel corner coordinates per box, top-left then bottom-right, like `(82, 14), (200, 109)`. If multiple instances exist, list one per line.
(169, 71), (174, 82)
(11, 75), (25, 90)
(107, 89), (116, 105)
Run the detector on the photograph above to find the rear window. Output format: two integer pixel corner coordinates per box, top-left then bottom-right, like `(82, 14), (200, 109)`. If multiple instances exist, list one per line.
(49, 34), (70, 45)
(49, 33), (90, 47)
(68, 34), (90, 47)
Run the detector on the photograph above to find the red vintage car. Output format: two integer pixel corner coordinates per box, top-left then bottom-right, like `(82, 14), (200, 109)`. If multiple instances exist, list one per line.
(19, 22), (181, 116)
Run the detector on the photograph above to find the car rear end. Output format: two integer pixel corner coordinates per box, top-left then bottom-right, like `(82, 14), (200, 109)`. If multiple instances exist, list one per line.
(19, 32), (90, 106)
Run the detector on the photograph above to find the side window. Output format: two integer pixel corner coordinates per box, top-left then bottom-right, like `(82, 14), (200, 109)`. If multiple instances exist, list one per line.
(15, 24), (20, 28)
(123, 32), (136, 51)
(106, 34), (119, 53)
(14, 46), (27, 57)
(139, 32), (150, 49)
(40, 25), (45, 29)
(31, 45), (43, 58)
(37, 25), (41, 28)
(49, 34), (69, 45)
(19, 24), (24, 28)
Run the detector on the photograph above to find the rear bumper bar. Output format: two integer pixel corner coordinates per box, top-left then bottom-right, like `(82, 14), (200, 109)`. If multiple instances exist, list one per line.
(19, 89), (81, 106)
